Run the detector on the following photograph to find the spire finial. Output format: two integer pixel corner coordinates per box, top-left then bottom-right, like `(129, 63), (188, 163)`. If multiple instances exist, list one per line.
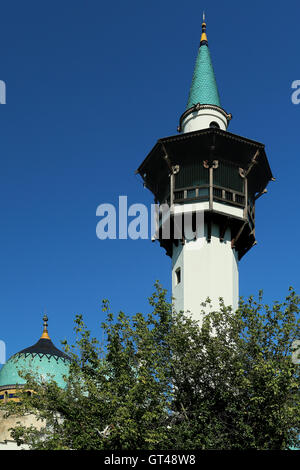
(200, 13), (208, 45)
(41, 313), (50, 340)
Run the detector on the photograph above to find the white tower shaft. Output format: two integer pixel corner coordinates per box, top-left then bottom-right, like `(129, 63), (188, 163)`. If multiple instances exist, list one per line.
(172, 222), (239, 319)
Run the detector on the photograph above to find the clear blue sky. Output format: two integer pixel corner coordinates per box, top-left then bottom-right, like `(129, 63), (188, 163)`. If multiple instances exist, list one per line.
(0, 0), (299, 359)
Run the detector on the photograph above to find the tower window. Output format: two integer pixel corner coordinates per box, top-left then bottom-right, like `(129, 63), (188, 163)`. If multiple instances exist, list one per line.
(175, 267), (181, 285)
(210, 121), (220, 129)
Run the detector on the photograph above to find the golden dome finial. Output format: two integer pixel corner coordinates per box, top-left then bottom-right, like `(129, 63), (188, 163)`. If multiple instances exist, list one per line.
(200, 12), (208, 44)
(41, 313), (50, 340)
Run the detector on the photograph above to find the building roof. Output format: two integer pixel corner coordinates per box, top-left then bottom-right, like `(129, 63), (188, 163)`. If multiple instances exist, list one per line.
(0, 315), (70, 391)
(186, 16), (221, 109)
(137, 127), (273, 197)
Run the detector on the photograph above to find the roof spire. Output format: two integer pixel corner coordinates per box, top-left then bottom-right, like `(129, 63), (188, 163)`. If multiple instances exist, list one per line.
(186, 15), (221, 110)
(200, 12), (208, 45)
(40, 313), (50, 340)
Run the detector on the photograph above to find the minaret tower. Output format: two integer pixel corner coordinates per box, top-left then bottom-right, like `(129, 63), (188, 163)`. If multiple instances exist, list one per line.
(137, 17), (273, 319)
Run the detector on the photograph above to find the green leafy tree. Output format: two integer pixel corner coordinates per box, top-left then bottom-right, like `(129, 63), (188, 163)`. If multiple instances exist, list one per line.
(167, 289), (300, 449)
(2, 284), (300, 450)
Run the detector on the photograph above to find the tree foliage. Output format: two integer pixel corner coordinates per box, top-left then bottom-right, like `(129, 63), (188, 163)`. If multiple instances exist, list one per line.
(3, 284), (300, 450)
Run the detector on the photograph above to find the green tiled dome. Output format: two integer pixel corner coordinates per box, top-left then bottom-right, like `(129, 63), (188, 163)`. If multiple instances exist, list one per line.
(0, 316), (70, 390)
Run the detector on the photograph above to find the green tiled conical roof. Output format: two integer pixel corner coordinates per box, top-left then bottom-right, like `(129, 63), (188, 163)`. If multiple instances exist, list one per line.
(186, 18), (221, 109)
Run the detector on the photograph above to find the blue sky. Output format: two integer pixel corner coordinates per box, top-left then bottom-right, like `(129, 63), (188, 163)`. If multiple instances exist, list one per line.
(0, 0), (299, 359)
